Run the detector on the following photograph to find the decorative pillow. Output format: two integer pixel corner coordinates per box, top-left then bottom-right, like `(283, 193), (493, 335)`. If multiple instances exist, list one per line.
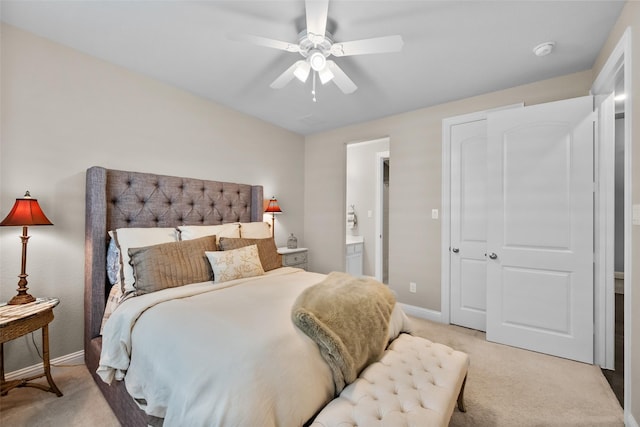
(205, 244), (265, 283)
(128, 236), (216, 295)
(178, 223), (240, 245)
(106, 237), (121, 285)
(218, 237), (282, 272)
(239, 222), (272, 239)
(100, 284), (124, 335)
(111, 227), (179, 295)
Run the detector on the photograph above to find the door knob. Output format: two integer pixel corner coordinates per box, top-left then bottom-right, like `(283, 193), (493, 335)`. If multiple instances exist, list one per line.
(488, 252), (498, 260)
(451, 247), (459, 253)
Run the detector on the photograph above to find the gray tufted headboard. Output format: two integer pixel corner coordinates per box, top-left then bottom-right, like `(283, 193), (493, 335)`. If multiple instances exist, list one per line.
(83, 166), (264, 345)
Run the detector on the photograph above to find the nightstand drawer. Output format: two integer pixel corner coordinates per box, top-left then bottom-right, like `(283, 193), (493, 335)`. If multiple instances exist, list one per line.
(283, 251), (307, 266)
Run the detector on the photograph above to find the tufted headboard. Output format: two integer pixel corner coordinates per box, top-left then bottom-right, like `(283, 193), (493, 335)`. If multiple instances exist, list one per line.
(83, 166), (264, 345)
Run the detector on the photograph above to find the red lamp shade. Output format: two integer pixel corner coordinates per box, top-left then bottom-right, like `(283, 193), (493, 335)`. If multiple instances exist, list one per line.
(264, 197), (282, 214)
(0, 191), (53, 226)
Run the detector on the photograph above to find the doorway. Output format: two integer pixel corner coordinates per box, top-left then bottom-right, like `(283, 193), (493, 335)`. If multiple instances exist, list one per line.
(346, 138), (390, 282)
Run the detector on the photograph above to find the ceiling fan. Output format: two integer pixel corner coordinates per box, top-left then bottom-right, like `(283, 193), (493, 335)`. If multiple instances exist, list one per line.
(230, 0), (403, 101)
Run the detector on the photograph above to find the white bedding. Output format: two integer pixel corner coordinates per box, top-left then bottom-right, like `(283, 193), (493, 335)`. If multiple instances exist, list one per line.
(98, 267), (411, 426)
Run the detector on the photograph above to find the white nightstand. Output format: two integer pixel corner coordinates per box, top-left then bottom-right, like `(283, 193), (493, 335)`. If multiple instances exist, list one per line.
(278, 247), (308, 271)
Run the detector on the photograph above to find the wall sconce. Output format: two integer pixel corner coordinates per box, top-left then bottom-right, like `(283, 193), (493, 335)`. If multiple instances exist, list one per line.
(264, 196), (282, 237)
(0, 191), (53, 305)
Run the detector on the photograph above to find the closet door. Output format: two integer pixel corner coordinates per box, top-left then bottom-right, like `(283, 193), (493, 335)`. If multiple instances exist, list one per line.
(450, 119), (488, 331)
(486, 96), (594, 363)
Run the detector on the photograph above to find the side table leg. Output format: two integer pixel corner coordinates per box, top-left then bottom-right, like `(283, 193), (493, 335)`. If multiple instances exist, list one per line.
(42, 324), (63, 396)
(1, 342), (6, 396)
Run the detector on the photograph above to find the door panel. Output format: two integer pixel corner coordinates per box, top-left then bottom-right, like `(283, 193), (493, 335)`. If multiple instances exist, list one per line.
(486, 96), (594, 363)
(450, 120), (487, 331)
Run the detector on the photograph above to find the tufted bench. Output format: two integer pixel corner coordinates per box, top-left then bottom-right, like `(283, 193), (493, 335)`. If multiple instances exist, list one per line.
(310, 333), (469, 427)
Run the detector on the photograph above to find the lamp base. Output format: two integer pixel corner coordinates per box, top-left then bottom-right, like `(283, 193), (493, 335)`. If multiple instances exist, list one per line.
(8, 292), (36, 305)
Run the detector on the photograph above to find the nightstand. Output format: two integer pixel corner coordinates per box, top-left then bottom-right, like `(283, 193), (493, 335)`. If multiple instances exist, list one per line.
(278, 247), (308, 271)
(0, 298), (63, 397)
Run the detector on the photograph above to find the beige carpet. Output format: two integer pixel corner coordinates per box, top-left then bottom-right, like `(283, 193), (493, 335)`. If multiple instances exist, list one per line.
(0, 317), (624, 426)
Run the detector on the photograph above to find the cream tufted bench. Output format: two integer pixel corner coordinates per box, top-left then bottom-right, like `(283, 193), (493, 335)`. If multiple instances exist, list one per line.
(310, 333), (469, 427)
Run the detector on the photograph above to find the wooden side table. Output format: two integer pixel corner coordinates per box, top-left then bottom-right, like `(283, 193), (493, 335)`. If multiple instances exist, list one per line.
(0, 298), (62, 396)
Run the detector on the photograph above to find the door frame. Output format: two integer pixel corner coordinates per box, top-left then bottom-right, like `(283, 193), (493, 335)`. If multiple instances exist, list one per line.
(441, 104), (522, 325)
(375, 151), (390, 282)
(591, 26), (632, 417)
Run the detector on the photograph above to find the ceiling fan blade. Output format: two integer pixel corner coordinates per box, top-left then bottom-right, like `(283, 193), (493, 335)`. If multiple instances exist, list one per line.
(305, 0), (329, 41)
(326, 60), (357, 94)
(228, 33), (300, 53)
(330, 35), (404, 57)
(271, 61), (307, 89)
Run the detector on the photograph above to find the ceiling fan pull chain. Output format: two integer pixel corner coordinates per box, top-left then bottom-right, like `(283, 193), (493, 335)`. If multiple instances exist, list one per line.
(312, 72), (317, 102)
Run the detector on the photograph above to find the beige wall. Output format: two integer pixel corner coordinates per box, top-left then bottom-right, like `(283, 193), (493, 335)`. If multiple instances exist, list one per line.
(592, 1), (639, 422)
(0, 24), (305, 372)
(305, 70), (592, 311)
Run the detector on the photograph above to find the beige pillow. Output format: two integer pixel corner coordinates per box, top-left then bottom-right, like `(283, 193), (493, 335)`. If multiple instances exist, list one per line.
(205, 245), (265, 283)
(178, 223), (240, 245)
(239, 222), (272, 239)
(218, 237), (282, 272)
(128, 236), (216, 295)
(112, 227), (179, 295)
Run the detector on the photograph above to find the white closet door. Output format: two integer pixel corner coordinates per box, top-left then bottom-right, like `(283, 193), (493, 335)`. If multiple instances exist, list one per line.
(486, 96), (594, 363)
(450, 119), (488, 331)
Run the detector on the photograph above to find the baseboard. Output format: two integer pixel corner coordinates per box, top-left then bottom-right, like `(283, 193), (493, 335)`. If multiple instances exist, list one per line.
(615, 271), (624, 280)
(400, 303), (442, 323)
(5, 350), (85, 381)
(626, 411), (639, 427)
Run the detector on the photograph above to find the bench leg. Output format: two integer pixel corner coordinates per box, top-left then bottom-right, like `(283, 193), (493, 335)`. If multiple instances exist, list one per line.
(457, 374), (467, 412)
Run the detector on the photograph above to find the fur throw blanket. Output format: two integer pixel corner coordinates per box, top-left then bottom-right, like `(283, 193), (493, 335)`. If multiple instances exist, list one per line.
(291, 272), (396, 394)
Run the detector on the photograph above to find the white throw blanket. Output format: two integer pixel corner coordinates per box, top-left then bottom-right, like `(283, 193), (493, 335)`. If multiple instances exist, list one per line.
(98, 267), (411, 426)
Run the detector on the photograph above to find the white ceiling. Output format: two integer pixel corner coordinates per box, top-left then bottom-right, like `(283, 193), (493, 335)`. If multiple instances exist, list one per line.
(1, 0), (625, 135)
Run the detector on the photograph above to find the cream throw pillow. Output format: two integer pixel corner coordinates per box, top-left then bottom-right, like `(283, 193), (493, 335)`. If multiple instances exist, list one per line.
(239, 222), (272, 239)
(178, 223), (240, 245)
(205, 245), (265, 283)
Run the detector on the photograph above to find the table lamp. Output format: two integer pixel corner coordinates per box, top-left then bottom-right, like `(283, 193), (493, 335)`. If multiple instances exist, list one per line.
(264, 197), (282, 237)
(0, 191), (53, 305)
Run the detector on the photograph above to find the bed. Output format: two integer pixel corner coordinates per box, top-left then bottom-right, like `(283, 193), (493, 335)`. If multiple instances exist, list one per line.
(84, 166), (410, 427)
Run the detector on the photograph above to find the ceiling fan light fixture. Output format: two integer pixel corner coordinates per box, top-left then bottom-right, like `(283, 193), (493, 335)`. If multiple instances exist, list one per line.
(294, 61), (311, 82)
(318, 66), (334, 84)
(309, 50), (327, 71)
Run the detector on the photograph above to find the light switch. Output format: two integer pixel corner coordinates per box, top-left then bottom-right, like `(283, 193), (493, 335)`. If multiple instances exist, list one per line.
(633, 204), (640, 226)
(367, 210), (373, 218)
(431, 209), (439, 219)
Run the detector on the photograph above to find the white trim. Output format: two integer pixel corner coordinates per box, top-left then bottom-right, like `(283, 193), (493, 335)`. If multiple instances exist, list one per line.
(375, 150), (389, 283)
(627, 413), (640, 427)
(5, 350), (85, 381)
(591, 26), (632, 419)
(593, 92), (616, 369)
(440, 103), (523, 326)
(400, 303), (442, 323)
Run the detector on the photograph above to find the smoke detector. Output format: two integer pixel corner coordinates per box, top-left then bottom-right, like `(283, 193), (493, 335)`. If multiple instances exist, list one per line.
(533, 42), (555, 57)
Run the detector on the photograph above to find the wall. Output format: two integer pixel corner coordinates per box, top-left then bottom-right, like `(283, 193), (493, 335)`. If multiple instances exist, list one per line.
(346, 138), (389, 277)
(0, 24), (305, 372)
(592, 1), (639, 423)
(305, 70), (592, 312)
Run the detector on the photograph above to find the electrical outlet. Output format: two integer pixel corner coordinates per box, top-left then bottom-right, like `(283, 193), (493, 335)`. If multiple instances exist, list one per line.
(431, 209), (439, 219)
(409, 282), (416, 293)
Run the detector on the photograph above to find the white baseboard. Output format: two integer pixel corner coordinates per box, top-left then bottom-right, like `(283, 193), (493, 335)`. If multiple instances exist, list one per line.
(627, 412), (639, 427)
(5, 350), (85, 381)
(400, 303), (442, 323)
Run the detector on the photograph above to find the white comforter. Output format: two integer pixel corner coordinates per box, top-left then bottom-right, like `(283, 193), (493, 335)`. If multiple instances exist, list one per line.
(98, 267), (411, 426)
